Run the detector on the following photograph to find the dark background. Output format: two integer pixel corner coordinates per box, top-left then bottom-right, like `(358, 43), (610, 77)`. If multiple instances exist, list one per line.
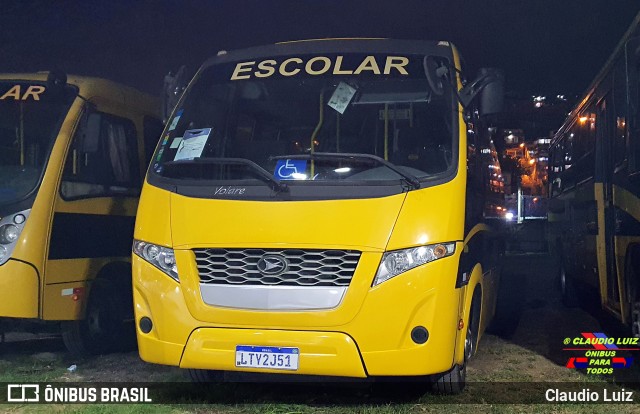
(1, 0), (639, 99)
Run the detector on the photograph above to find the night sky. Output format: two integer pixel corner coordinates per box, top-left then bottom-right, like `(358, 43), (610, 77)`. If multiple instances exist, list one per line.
(1, 0), (639, 99)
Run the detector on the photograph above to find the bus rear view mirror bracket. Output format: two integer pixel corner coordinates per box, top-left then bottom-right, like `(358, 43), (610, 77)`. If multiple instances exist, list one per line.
(423, 56), (504, 116)
(162, 65), (188, 124)
(424, 55), (450, 96)
(459, 68), (504, 116)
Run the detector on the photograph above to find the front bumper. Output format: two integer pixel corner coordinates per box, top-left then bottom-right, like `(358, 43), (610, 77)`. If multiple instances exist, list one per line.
(133, 247), (463, 377)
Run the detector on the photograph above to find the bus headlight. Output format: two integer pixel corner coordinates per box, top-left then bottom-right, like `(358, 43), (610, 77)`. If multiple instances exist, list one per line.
(373, 242), (456, 286)
(133, 240), (179, 282)
(0, 224), (20, 244)
(0, 209), (30, 266)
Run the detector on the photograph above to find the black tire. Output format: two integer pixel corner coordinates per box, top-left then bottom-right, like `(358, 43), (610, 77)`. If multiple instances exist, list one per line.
(465, 295), (481, 361)
(431, 294), (478, 395)
(62, 279), (136, 355)
(560, 264), (579, 308)
(186, 369), (223, 383)
(431, 363), (466, 394)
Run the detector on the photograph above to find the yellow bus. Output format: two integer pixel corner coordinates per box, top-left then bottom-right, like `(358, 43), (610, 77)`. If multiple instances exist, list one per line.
(549, 13), (640, 336)
(0, 72), (162, 354)
(133, 39), (505, 392)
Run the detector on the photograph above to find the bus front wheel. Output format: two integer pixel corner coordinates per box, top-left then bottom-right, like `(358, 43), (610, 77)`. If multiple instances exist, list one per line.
(62, 279), (135, 355)
(431, 363), (466, 394)
(185, 369), (224, 383)
(431, 294), (479, 394)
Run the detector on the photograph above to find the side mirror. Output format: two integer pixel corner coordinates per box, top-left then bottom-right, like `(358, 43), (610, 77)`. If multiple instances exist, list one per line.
(162, 65), (188, 124)
(81, 113), (102, 153)
(478, 68), (504, 116)
(459, 68), (505, 115)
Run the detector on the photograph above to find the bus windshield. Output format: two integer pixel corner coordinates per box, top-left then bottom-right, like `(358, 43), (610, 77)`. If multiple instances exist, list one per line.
(152, 53), (456, 188)
(0, 81), (76, 206)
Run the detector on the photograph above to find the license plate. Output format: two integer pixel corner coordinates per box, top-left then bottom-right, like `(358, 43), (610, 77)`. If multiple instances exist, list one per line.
(235, 345), (299, 371)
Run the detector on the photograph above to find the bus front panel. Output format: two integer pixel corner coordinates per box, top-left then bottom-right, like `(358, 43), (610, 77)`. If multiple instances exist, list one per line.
(134, 40), (491, 379)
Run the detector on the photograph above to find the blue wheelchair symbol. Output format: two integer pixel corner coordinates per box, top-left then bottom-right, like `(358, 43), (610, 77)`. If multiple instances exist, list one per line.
(274, 159), (308, 180)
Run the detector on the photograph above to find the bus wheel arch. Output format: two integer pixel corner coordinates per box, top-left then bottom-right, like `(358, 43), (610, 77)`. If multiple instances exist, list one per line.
(432, 283), (481, 395)
(61, 261), (136, 355)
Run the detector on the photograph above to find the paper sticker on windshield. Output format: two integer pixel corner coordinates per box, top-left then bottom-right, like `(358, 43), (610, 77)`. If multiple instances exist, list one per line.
(168, 109), (183, 131)
(275, 159), (308, 180)
(169, 137), (182, 149)
(174, 128), (211, 161)
(328, 82), (356, 114)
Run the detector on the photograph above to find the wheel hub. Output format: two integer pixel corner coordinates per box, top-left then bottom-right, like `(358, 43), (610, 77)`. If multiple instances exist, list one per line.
(465, 324), (475, 361)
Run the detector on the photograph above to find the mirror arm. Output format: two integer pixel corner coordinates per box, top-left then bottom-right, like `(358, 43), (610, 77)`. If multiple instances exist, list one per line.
(436, 63), (473, 110)
(458, 73), (501, 108)
(162, 65), (188, 123)
(430, 62), (483, 110)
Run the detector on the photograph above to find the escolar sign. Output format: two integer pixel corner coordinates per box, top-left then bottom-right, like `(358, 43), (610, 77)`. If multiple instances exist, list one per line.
(230, 55), (410, 80)
(0, 85), (47, 101)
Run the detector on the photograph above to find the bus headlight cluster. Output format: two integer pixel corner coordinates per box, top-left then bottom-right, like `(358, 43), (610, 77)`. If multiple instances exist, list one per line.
(0, 209), (30, 266)
(0, 224), (20, 244)
(373, 242), (456, 286)
(133, 240), (179, 282)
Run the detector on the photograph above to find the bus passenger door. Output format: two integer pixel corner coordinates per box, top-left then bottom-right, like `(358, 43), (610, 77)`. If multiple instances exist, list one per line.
(44, 106), (141, 321)
(595, 96), (621, 314)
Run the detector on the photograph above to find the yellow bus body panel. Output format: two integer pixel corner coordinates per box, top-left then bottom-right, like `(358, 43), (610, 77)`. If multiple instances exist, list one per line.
(42, 281), (88, 321)
(0, 260), (39, 318)
(387, 174), (465, 250)
(170, 193), (406, 250)
(182, 328), (367, 377)
(135, 251), (465, 375)
(134, 184), (173, 248)
(0, 72), (158, 322)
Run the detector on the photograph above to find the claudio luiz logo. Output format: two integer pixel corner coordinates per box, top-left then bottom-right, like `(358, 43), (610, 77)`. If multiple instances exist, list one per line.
(563, 332), (638, 375)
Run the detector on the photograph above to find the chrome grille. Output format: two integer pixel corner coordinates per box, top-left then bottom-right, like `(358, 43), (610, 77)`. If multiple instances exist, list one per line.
(194, 248), (361, 286)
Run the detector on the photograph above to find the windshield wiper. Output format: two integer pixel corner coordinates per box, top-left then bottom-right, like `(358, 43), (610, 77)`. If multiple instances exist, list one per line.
(270, 152), (421, 190)
(163, 157), (288, 193)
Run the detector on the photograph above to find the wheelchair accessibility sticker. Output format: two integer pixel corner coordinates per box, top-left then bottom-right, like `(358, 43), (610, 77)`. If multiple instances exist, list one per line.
(275, 159), (308, 180)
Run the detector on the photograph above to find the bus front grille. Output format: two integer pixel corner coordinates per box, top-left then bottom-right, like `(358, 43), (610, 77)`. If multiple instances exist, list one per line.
(193, 248), (361, 286)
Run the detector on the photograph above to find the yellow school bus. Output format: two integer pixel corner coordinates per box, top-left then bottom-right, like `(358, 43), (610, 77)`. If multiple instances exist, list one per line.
(133, 39), (504, 392)
(0, 72), (162, 354)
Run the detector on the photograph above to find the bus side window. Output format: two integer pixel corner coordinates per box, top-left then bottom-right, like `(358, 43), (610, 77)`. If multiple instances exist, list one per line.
(61, 111), (140, 199)
(143, 116), (164, 166)
(612, 58), (628, 167)
(550, 136), (565, 196)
